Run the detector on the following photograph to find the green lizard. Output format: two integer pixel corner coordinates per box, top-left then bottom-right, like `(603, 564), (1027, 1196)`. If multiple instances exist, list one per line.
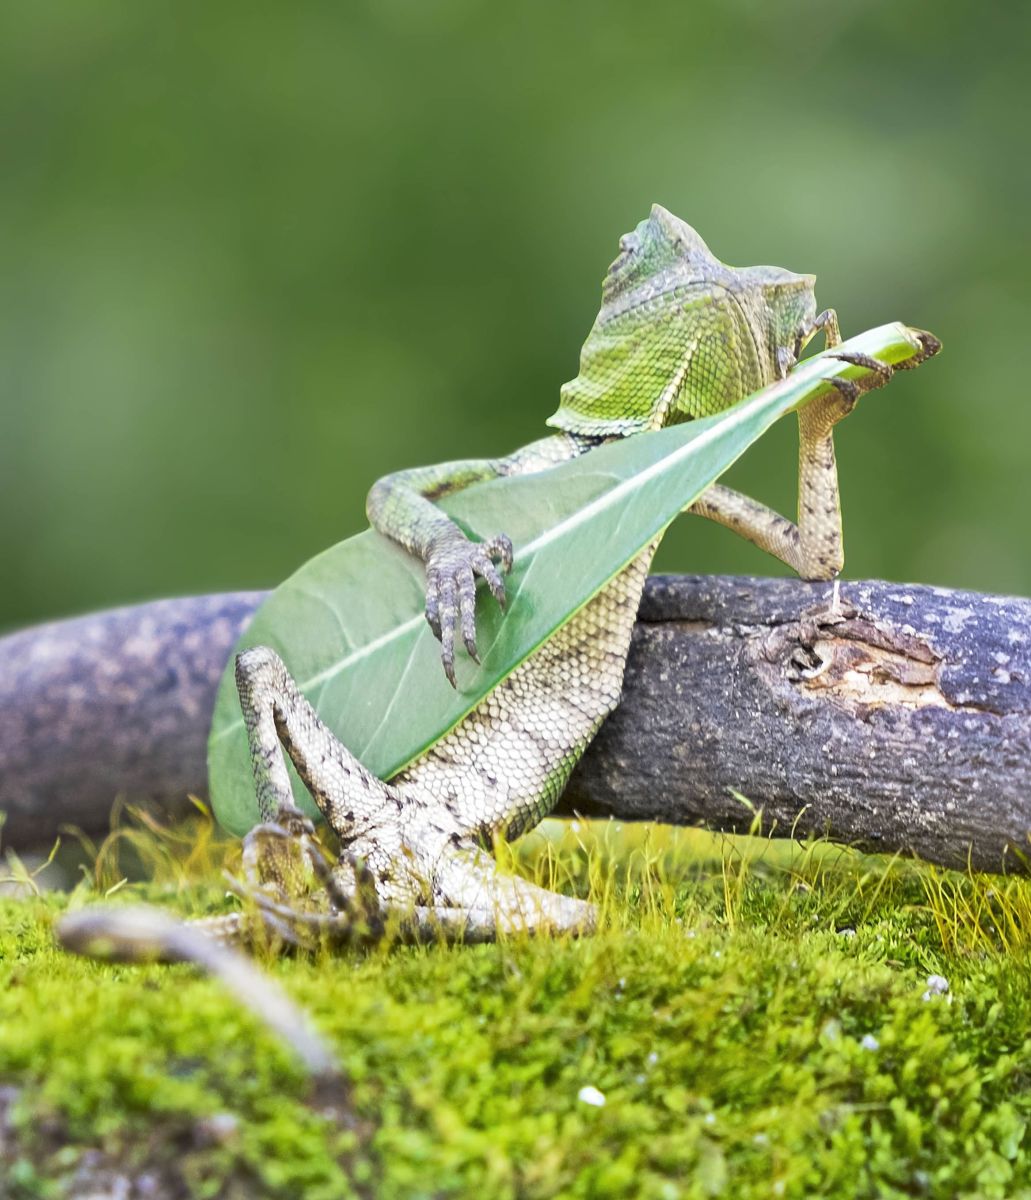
(193, 203), (936, 948)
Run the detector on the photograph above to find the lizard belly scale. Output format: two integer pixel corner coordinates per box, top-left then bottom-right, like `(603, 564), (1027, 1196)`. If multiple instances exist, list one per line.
(394, 540), (659, 840)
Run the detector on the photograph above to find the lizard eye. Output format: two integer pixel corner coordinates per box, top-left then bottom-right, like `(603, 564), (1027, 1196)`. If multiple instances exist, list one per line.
(605, 231), (644, 296)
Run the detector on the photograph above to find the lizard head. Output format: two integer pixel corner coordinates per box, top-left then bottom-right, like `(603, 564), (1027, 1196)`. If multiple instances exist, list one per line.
(548, 205), (821, 436)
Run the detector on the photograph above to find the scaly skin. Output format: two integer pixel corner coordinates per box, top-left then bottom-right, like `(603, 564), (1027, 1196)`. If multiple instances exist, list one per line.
(219, 205), (912, 946)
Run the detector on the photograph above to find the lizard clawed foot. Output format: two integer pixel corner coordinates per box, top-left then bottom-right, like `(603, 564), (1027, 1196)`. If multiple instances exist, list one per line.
(425, 531), (514, 686)
(223, 840), (389, 951)
(224, 841), (596, 949)
(240, 805), (319, 900)
(821, 351), (895, 417)
(223, 868), (386, 952)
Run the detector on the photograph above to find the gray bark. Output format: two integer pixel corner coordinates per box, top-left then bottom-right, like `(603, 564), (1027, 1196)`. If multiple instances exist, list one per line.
(0, 594), (262, 848)
(2, 577), (1029, 872)
(560, 576), (1031, 874)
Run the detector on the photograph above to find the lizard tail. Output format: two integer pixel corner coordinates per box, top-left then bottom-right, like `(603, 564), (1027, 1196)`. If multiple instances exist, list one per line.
(56, 905), (343, 1081)
(186, 912), (250, 947)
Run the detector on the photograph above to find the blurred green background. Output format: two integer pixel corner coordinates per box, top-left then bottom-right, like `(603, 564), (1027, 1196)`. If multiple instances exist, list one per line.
(2, 0), (1028, 635)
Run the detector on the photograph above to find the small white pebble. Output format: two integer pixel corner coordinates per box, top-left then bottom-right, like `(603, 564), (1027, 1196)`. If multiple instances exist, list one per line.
(753, 1132), (769, 1146)
(647, 1051), (659, 1066)
(923, 974), (949, 999)
(860, 1034), (880, 1052)
(704, 1112), (716, 1125)
(194, 1112), (239, 1145)
(838, 927), (856, 939)
(578, 1086), (606, 1108)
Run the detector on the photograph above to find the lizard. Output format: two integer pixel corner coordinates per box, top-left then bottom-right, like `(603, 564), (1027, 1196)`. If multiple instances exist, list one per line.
(55, 205), (940, 959)
(194, 203), (939, 949)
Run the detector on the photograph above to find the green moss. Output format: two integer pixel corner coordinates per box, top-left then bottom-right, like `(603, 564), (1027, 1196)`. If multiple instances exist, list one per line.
(2, 819), (1030, 1199)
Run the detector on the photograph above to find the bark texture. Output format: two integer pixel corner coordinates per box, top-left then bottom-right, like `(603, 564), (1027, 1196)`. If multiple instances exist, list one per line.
(0, 594), (262, 847)
(560, 576), (1031, 873)
(2, 577), (1029, 871)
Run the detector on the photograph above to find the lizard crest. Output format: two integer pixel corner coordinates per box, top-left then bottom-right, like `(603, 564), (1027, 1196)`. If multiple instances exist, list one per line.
(547, 203), (820, 436)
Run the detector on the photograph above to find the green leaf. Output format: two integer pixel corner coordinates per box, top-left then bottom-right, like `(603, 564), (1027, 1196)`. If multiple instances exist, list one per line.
(208, 324), (932, 835)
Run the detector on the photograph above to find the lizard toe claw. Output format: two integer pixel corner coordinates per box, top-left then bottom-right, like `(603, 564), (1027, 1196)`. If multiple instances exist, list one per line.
(827, 375), (861, 410)
(479, 559), (507, 609)
(456, 566), (479, 662)
(438, 616), (457, 688)
(425, 574), (443, 640)
(896, 329), (942, 368)
(831, 351), (893, 388)
(485, 533), (514, 574)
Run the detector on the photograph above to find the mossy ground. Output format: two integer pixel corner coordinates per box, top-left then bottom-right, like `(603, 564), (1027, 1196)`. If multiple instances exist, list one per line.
(1, 810), (1029, 1199)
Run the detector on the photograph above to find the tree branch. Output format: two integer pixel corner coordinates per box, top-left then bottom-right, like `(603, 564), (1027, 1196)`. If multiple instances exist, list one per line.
(2, 577), (1029, 871)
(560, 576), (1031, 873)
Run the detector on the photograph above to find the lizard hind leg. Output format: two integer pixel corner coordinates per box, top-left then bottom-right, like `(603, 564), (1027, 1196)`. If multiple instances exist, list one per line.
(432, 838), (597, 936)
(234, 646), (397, 899)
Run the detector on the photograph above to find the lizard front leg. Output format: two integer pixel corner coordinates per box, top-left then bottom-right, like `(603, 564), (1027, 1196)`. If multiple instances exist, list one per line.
(366, 434), (585, 684)
(689, 310), (895, 580)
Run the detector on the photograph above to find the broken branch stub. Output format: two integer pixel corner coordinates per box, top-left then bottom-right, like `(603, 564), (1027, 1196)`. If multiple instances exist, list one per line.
(561, 575), (1031, 873)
